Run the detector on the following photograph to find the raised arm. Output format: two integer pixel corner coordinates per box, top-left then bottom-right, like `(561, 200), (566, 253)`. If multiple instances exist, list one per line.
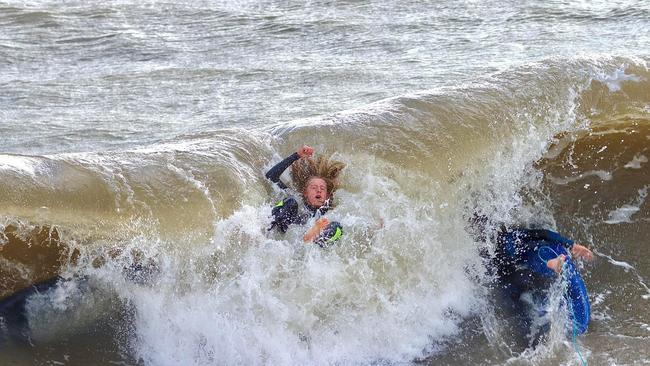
(265, 145), (314, 189)
(265, 153), (300, 189)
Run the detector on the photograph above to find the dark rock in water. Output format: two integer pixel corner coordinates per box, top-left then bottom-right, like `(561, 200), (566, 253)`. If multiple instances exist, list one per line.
(0, 276), (62, 341)
(0, 225), (73, 301)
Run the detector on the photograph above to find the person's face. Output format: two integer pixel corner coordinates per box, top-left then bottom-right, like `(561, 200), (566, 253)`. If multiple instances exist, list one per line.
(304, 177), (328, 207)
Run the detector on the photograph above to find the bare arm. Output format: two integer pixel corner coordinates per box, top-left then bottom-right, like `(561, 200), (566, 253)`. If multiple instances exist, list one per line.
(303, 217), (329, 242)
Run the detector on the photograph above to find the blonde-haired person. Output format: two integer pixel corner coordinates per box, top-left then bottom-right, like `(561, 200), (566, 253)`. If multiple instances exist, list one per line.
(265, 145), (345, 247)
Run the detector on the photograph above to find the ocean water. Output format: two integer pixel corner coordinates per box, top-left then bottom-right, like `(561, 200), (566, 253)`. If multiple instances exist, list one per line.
(1, 1), (649, 365)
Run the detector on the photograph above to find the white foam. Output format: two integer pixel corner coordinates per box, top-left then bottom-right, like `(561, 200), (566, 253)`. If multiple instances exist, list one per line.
(116, 158), (482, 366)
(605, 204), (641, 224)
(642, 324), (650, 332)
(605, 186), (648, 224)
(548, 170), (613, 185)
(0, 154), (39, 175)
(624, 154), (648, 169)
(23, 279), (111, 343)
(595, 251), (650, 300)
(592, 290), (611, 306)
(595, 68), (643, 92)
(600, 254), (634, 271)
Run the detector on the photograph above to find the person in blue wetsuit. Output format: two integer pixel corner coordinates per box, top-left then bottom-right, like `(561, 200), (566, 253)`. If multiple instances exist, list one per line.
(494, 228), (593, 280)
(468, 215), (593, 279)
(265, 145), (345, 247)
(494, 227), (594, 338)
(469, 215), (595, 338)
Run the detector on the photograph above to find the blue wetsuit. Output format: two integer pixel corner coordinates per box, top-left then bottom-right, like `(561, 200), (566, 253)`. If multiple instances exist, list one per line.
(491, 228), (576, 303)
(491, 228), (590, 336)
(265, 153), (343, 247)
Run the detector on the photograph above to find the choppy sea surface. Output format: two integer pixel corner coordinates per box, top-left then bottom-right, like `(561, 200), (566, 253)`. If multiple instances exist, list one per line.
(1, 1), (649, 365)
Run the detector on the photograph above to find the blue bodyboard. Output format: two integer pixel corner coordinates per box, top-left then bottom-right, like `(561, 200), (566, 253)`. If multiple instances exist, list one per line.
(531, 245), (590, 334)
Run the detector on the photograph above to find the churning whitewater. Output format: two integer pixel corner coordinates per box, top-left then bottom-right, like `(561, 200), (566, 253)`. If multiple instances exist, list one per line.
(1, 1), (650, 365)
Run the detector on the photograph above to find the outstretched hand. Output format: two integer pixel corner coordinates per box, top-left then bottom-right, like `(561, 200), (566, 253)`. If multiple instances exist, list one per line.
(297, 145), (314, 158)
(571, 243), (594, 261)
(547, 254), (566, 274)
(546, 244), (593, 275)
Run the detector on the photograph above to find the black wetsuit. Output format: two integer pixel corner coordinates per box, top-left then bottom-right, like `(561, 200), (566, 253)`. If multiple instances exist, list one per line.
(265, 152), (343, 247)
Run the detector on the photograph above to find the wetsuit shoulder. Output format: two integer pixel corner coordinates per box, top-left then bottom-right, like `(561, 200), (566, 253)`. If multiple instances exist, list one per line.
(269, 197), (310, 233)
(497, 228), (575, 261)
(514, 229), (574, 249)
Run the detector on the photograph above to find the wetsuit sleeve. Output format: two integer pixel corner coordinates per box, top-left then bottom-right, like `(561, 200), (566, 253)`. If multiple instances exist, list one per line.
(265, 152), (300, 190)
(495, 228), (573, 266)
(494, 228), (574, 279)
(314, 221), (343, 248)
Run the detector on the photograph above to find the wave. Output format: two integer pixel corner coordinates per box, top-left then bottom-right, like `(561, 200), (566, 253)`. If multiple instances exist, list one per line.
(1, 55), (649, 365)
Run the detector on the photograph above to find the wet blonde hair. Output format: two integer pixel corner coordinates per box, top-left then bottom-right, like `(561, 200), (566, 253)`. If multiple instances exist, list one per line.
(291, 155), (346, 204)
